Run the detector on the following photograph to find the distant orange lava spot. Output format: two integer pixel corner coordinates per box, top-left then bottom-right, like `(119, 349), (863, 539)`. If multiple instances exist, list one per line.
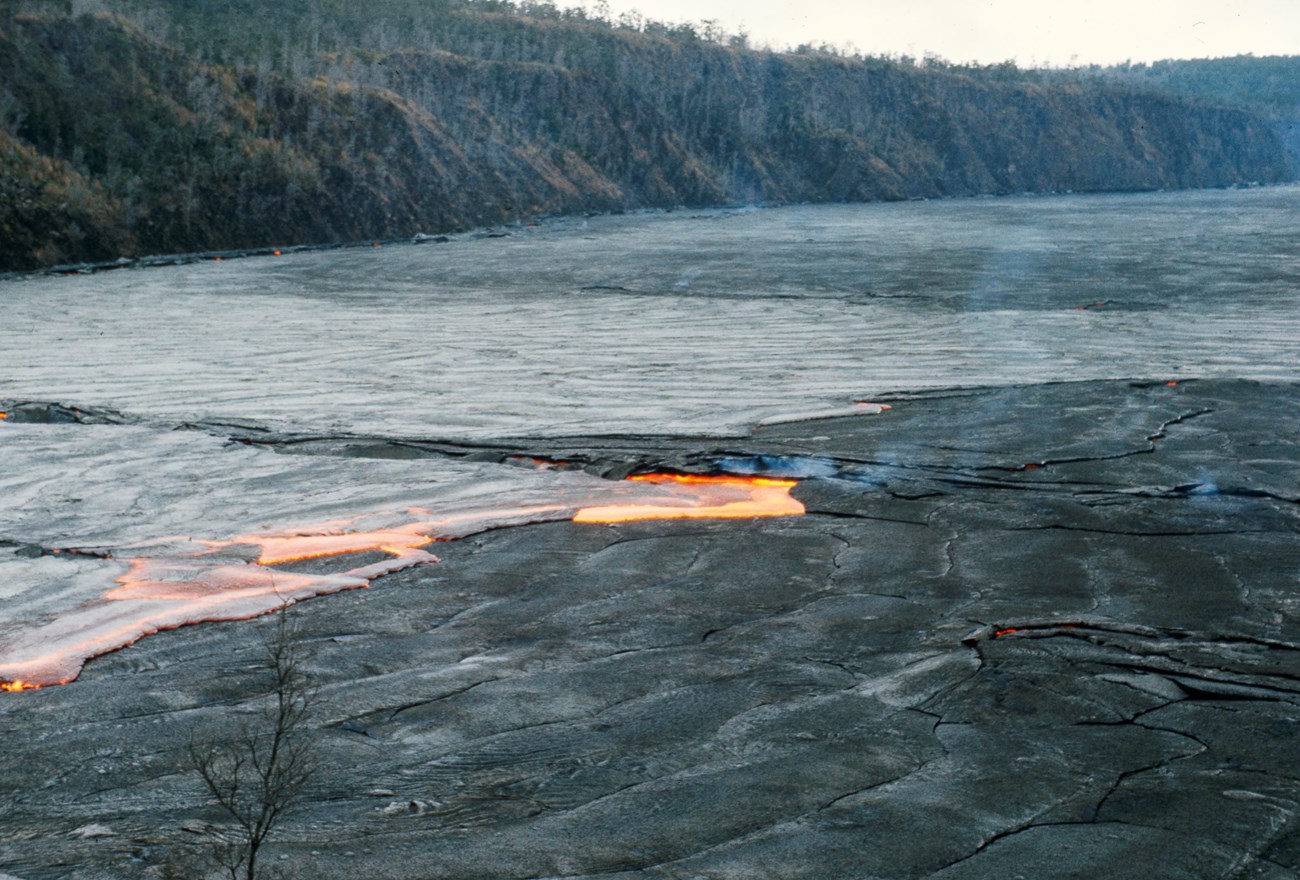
(574, 473), (804, 524)
(1023, 463), (1042, 470)
(272, 250), (282, 256)
(993, 623), (1080, 639)
(855, 402), (892, 410)
(0, 411), (7, 420)
(1166, 381), (1179, 387)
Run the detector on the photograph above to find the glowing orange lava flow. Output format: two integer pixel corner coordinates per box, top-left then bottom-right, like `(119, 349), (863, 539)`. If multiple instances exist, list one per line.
(1, 472), (804, 692)
(0, 536), (440, 690)
(241, 530), (434, 565)
(574, 473), (804, 524)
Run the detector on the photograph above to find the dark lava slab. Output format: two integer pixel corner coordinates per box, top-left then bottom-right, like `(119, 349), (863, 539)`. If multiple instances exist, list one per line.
(1, 379), (1297, 879)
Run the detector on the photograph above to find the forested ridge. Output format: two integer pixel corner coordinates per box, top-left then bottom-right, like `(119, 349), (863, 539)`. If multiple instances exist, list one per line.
(1093, 56), (1300, 116)
(1088, 55), (1300, 171)
(0, 0), (1293, 272)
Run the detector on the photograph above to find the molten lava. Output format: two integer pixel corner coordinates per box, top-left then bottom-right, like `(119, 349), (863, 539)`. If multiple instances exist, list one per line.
(238, 530), (434, 565)
(1, 536), (441, 689)
(993, 623), (1081, 639)
(574, 473), (804, 523)
(1, 470), (805, 692)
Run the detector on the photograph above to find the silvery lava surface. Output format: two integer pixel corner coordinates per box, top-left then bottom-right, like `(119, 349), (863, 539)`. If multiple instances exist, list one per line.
(5, 187), (1299, 439)
(2, 186), (1298, 661)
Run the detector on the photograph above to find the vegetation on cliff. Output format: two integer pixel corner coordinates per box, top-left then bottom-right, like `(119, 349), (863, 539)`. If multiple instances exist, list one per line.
(1094, 55), (1300, 117)
(1088, 55), (1300, 170)
(0, 0), (1292, 271)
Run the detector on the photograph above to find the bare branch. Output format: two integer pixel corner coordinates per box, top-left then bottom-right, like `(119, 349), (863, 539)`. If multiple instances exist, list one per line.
(186, 607), (318, 880)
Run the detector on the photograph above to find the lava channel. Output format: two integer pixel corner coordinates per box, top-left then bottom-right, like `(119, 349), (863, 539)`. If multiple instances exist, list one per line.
(573, 473), (804, 523)
(0, 472), (803, 691)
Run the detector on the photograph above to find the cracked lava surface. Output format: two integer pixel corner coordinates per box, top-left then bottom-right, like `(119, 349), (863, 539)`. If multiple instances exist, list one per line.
(2, 377), (1297, 880)
(3, 192), (1300, 879)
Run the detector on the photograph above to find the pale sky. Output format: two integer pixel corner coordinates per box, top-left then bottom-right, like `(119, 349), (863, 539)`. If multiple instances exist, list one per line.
(554, 0), (1300, 66)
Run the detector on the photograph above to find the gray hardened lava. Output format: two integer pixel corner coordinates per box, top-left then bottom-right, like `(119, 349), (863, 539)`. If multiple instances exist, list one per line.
(1, 379), (1297, 880)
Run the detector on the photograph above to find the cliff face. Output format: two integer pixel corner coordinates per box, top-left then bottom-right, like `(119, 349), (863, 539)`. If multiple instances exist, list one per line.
(1092, 55), (1300, 176)
(0, 129), (128, 270)
(0, 9), (1292, 271)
